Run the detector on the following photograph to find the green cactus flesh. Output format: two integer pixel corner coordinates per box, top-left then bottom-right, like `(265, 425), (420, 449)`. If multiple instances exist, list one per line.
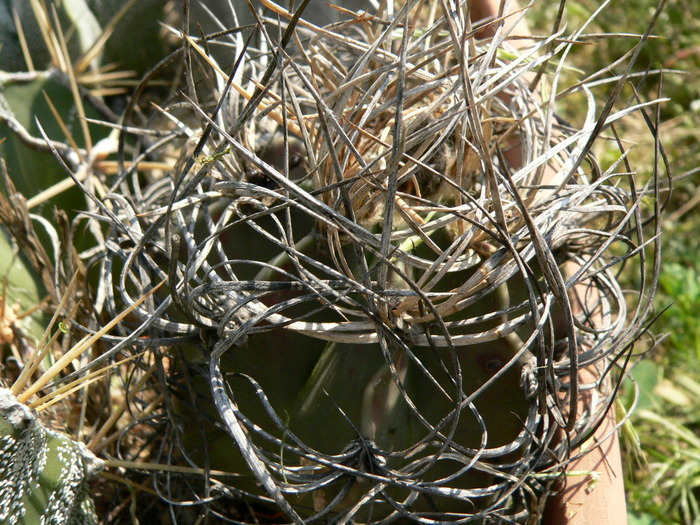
(0, 388), (103, 525)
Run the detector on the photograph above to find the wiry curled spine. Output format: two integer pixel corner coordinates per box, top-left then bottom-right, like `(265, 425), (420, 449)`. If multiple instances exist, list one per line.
(69, 0), (663, 522)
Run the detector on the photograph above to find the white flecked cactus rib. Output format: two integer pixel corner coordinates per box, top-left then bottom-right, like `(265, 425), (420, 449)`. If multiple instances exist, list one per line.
(0, 388), (103, 525)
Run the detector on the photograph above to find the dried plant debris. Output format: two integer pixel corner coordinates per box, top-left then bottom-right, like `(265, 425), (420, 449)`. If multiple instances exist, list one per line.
(58, 0), (665, 522)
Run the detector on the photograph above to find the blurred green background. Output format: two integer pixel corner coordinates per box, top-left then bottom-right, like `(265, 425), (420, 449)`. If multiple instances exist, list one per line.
(531, 1), (700, 523)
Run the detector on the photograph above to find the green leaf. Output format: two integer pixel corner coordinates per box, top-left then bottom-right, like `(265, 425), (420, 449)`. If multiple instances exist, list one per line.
(631, 360), (660, 411)
(628, 511), (660, 525)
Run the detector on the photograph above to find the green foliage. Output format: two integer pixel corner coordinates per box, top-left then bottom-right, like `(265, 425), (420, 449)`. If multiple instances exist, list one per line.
(630, 259), (700, 524)
(532, 0), (700, 523)
(629, 511), (661, 525)
(658, 263), (700, 366)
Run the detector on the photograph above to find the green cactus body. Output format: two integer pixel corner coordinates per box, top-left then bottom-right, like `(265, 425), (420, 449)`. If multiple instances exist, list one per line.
(0, 71), (108, 207)
(0, 388), (103, 525)
(0, 1), (166, 74)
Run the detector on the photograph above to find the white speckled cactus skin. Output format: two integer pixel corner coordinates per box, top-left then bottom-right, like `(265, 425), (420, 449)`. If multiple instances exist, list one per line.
(0, 388), (103, 525)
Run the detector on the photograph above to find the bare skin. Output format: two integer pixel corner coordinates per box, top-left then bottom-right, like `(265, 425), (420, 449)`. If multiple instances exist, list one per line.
(470, 1), (629, 524)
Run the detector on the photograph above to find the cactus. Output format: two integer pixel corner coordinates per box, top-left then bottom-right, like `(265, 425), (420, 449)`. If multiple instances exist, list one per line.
(0, 0), (166, 74)
(70, 0), (663, 522)
(0, 265), (164, 525)
(0, 70), (106, 212)
(0, 0), (666, 522)
(0, 388), (103, 525)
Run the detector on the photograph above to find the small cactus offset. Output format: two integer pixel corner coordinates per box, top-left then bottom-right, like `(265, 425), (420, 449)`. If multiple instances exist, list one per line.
(0, 388), (103, 525)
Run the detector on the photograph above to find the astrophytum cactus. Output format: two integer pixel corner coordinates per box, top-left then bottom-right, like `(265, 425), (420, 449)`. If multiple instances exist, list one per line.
(0, 388), (103, 525)
(54, 0), (664, 522)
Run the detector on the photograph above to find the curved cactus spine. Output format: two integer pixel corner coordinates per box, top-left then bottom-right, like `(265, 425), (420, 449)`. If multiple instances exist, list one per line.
(0, 0), (666, 522)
